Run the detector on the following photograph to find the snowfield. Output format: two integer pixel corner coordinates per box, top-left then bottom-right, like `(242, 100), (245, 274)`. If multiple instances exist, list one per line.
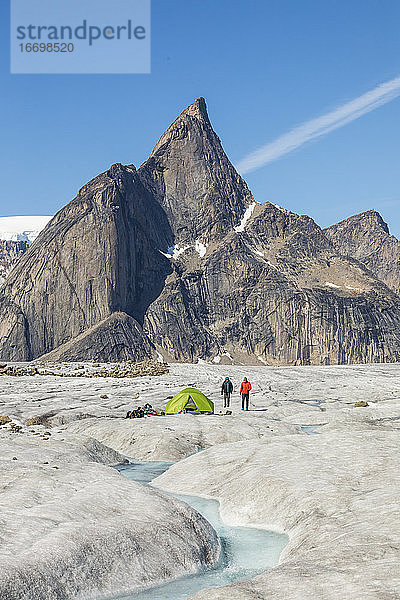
(0, 362), (400, 599)
(0, 431), (219, 600)
(156, 431), (400, 600)
(0, 215), (52, 243)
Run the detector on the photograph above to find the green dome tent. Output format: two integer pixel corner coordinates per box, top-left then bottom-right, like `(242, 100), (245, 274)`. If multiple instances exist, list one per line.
(166, 388), (214, 415)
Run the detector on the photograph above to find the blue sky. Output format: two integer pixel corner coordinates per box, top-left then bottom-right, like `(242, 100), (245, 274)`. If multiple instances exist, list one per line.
(1, 0), (400, 236)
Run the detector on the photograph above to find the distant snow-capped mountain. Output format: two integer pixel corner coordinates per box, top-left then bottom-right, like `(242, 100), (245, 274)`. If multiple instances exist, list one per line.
(0, 216), (52, 243)
(0, 216), (52, 285)
(0, 240), (29, 285)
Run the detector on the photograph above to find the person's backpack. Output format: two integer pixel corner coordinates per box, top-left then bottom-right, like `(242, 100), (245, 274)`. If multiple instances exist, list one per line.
(222, 379), (232, 394)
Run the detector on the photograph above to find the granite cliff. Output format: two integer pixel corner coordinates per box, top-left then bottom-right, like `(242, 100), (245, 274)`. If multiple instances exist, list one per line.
(324, 209), (400, 295)
(0, 240), (29, 286)
(1, 99), (400, 364)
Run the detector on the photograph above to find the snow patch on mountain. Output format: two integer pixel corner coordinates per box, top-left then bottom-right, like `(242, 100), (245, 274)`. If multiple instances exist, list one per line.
(325, 281), (341, 289)
(234, 202), (256, 232)
(252, 248), (265, 257)
(159, 245), (190, 260)
(195, 240), (208, 258)
(0, 216), (52, 243)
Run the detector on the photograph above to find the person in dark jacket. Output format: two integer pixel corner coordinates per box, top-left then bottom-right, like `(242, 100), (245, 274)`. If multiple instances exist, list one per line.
(221, 377), (234, 408)
(240, 377), (252, 411)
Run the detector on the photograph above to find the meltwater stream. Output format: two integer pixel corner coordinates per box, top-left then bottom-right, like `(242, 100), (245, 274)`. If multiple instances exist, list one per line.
(113, 461), (288, 600)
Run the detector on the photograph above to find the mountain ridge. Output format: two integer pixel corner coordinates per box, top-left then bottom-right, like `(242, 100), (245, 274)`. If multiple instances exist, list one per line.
(324, 209), (400, 295)
(1, 99), (400, 365)
(138, 97), (253, 247)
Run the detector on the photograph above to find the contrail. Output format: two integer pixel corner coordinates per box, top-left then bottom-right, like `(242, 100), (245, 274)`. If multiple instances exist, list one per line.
(236, 75), (400, 175)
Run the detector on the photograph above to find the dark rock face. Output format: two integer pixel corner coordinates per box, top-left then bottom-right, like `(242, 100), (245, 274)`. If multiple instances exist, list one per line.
(0, 240), (29, 285)
(1, 98), (400, 365)
(38, 312), (154, 362)
(0, 165), (172, 360)
(324, 210), (400, 295)
(144, 202), (400, 365)
(139, 97), (253, 246)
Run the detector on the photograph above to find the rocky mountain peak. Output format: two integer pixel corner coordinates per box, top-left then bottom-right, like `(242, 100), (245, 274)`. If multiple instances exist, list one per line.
(324, 209), (391, 248)
(164, 96), (210, 131)
(147, 97), (211, 158)
(139, 98), (254, 246)
(1, 99), (400, 364)
(362, 209), (390, 234)
(106, 162), (135, 178)
(324, 209), (400, 294)
(183, 96), (208, 118)
(329, 209), (390, 235)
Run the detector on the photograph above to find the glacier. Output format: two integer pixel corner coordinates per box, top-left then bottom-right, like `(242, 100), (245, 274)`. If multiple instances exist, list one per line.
(0, 215), (52, 243)
(1, 362), (400, 599)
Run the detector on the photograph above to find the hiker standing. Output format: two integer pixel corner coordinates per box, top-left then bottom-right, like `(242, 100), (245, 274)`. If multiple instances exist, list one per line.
(221, 377), (234, 408)
(240, 377), (252, 411)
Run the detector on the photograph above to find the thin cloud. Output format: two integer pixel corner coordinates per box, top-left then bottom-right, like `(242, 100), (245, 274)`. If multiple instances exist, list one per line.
(236, 75), (400, 175)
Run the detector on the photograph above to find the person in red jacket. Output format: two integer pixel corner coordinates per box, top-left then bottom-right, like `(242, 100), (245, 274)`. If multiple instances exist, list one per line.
(240, 377), (252, 411)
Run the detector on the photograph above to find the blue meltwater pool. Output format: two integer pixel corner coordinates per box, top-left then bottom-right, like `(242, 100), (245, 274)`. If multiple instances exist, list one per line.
(111, 461), (288, 600)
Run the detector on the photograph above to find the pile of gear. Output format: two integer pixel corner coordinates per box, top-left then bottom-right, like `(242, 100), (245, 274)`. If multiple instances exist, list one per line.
(125, 403), (165, 419)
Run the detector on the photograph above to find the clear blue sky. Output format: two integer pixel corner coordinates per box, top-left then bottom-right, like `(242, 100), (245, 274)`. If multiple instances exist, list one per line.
(1, 0), (400, 236)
